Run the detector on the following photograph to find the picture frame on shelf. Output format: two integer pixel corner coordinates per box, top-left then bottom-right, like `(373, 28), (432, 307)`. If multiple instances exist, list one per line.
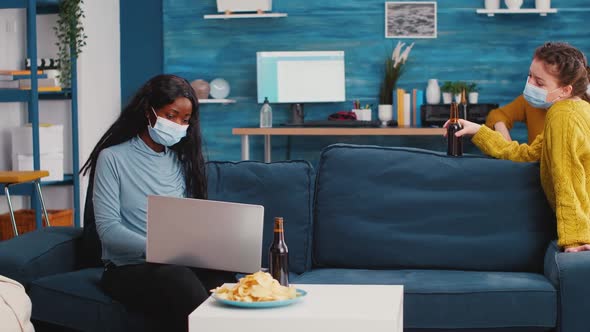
(385, 1), (437, 39)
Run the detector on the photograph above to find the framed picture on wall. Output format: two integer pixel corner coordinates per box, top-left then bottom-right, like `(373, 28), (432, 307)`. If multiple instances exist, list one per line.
(385, 1), (437, 39)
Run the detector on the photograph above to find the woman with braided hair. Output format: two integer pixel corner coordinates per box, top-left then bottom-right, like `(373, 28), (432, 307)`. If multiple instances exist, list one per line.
(445, 42), (590, 253)
(81, 74), (236, 331)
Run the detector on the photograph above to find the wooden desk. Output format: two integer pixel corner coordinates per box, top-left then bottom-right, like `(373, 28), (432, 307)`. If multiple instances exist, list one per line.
(232, 127), (445, 162)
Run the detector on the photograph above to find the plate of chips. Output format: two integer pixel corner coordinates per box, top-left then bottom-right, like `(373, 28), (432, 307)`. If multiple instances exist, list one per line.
(210, 271), (307, 308)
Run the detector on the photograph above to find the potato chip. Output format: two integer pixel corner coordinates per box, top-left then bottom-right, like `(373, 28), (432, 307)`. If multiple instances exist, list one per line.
(211, 271), (297, 302)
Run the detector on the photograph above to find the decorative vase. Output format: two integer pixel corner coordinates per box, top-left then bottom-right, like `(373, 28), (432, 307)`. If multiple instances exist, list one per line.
(455, 94), (462, 103)
(485, 0), (501, 10)
(442, 92), (453, 104)
(216, 0), (272, 13)
(535, 0), (551, 10)
(426, 79), (441, 104)
(468, 92), (479, 104)
(190, 79), (210, 100)
(505, 0), (523, 10)
(378, 105), (393, 126)
(209, 78), (231, 99)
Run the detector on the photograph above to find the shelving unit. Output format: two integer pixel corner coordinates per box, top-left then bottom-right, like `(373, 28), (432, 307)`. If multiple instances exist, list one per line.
(0, 0), (80, 229)
(476, 8), (558, 17)
(199, 98), (236, 104)
(204, 13), (287, 19)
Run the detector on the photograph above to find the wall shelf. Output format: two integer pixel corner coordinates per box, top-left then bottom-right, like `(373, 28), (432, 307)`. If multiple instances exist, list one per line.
(0, 88), (73, 102)
(476, 8), (558, 16)
(199, 98), (236, 104)
(204, 13), (287, 19)
(0, 0), (59, 14)
(0, 89), (30, 102)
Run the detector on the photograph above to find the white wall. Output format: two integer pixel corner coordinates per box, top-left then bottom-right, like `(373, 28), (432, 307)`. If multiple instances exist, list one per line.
(0, 1), (121, 224)
(77, 0), (121, 223)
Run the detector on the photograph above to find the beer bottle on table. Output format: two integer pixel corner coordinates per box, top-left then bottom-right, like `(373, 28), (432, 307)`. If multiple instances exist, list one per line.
(269, 217), (289, 286)
(447, 102), (463, 157)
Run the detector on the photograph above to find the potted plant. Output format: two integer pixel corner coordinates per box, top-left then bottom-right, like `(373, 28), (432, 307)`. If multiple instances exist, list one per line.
(441, 81), (454, 104)
(467, 82), (480, 104)
(54, 0), (87, 88)
(378, 41), (414, 120)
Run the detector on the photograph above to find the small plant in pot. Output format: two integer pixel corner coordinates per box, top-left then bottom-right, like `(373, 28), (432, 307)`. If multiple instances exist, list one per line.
(441, 81), (454, 104)
(466, 82), (480, 104)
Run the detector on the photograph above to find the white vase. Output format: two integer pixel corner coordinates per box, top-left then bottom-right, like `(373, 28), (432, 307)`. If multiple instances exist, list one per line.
(535, 0), (551, 10)
(216, 0), (272, 12)
(454, 94), (462, 103)
(426, 79), (441, 104)
(485, 0), (500, 10)
(442, 92), (452, 104)
(505, 0), (523, 10)
(378, 105), (393, 126)
(468, 92), (479, 104)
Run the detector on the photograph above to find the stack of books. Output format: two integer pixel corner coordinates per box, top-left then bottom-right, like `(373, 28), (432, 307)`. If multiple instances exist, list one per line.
(393, 88), (424, 127)
(0, 70), (62, 92)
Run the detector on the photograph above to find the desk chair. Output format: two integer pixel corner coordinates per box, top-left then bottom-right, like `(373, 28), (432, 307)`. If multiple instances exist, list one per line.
(0, 171), (51, 237)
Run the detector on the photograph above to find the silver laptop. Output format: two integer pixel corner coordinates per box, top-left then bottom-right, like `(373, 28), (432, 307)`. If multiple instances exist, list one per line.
(146, 196), (264, 273)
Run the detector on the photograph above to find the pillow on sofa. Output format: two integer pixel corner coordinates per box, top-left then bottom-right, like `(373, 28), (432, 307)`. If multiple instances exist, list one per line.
(207, 160), (314, 274)
(313, 144), (555, 272)
(79, 161), (316, 274)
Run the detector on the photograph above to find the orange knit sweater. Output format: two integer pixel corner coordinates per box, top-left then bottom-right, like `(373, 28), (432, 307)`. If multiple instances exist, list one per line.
(485, 95), (546, 144)
(474, 99), (590, 248)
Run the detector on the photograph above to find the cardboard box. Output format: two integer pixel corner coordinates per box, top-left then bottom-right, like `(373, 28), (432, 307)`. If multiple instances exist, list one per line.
(12, 153), (64, 182)
(216, 0), (272, 12)
(11, 124), (64, 156)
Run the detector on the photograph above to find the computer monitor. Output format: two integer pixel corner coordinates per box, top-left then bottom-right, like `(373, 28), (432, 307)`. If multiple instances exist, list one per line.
(257, 51), (346, 123)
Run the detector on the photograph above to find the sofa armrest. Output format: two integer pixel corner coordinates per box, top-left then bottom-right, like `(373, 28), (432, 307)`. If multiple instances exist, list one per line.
(0, 227), (82, 287)
(544, 240), (590, 332)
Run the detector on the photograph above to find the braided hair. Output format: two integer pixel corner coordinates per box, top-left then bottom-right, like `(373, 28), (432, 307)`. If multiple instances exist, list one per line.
(534, 42), (590, 103)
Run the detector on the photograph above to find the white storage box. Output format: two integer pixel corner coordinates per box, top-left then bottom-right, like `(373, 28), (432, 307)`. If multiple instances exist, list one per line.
(216, 0), (272, 12)
(11, 124), (64, 156)
(12, 153), (64, 182)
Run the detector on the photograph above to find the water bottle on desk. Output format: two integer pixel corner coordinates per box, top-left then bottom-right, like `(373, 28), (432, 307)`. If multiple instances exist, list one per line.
(260, 97), (272, 128)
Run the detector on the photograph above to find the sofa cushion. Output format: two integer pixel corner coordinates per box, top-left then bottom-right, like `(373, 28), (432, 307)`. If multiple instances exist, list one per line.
(0, 227), (81, 286)
(28, 268), (147, 332)
(313, 145), (555, 272)
(207, 161), (314, 274)
(293, 268), (556, 330)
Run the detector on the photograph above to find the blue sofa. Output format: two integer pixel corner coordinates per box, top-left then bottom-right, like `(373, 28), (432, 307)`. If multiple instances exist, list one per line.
(0, 144), (587, 332)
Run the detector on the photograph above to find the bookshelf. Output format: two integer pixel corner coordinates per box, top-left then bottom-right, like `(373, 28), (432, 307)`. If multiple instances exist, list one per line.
(0, 0), (81, 228)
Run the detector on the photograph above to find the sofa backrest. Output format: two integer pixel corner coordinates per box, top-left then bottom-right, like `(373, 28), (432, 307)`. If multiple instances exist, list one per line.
(313, 144), (555, 272)
(207, 161), (314, 274)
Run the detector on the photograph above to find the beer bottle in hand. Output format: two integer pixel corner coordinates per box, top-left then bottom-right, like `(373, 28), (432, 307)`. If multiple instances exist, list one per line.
(269, 217), (289, 286)
(447, 102), (463, 157)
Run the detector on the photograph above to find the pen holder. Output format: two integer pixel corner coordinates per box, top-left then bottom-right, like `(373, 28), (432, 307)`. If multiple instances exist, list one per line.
(353, 109), (372, 121)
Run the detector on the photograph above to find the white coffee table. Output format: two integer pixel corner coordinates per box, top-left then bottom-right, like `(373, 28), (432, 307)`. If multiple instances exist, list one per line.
(189, 284), (403, 332)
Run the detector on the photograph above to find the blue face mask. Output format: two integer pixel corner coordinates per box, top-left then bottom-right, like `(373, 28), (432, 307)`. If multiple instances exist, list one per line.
(523, 81), (563, 109)
(147, 107), (189, 147)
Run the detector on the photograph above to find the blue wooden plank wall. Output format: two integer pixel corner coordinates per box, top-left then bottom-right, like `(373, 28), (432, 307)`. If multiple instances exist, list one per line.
(163, 0), (590, 163)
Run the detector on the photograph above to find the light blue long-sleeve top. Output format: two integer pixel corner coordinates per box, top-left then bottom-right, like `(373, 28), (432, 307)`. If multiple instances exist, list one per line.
(93, 136), (186, 266)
